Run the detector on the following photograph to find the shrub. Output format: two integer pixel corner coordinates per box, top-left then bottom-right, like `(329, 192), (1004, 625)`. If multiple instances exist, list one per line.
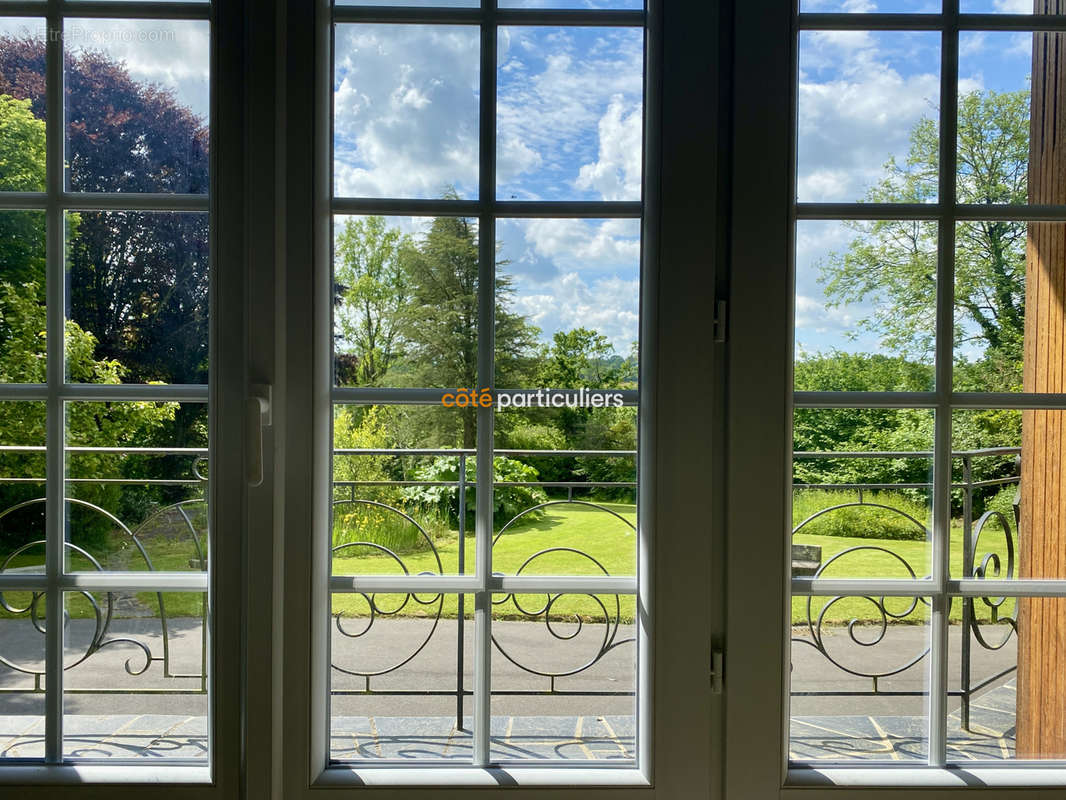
(792, 489), (930, 541)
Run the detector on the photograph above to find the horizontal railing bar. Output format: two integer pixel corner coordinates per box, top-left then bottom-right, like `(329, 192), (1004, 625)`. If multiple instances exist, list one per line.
(794, 447), (1019, 459)
(0, 688), (206, 695)
(331, 689), (635, 697)
(332, 480), (634, 488)
(330, 575), (637, 594)
(794, 483), (933, 490)
(332, 6), (645, 26)
(0, 478), (201, 485)
(796, 391), (1066, 409)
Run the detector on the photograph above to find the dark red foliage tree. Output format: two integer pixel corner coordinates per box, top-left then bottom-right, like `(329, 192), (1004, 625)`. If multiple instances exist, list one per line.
(0, 36), (209, 398)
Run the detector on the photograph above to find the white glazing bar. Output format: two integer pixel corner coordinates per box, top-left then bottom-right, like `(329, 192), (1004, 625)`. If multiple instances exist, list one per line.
(791, 578), (933, 597)
(328, 574), (638, 594)
(57, 383), (209, 401)
(43, 0), (64, 765)
(53, 1), (212, 20)
(58, 572), (209, 592)
(929, 1), (959, 768)
(59, 193), (209, 212)
(473, 0), (496, 768)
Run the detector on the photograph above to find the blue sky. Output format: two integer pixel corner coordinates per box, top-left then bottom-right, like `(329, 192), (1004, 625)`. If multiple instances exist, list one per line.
(332, 22), (644, 356)
(795, 23), (1033, 361)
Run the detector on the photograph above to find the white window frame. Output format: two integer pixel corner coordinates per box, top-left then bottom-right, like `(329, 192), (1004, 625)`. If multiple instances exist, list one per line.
(0, 0), (246, 794)
(728, 0), (1066, 796)
(270, 0), (722, 795)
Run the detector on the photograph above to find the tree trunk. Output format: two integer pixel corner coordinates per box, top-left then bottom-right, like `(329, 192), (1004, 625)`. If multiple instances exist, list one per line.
(1018, 0), (1066, 758)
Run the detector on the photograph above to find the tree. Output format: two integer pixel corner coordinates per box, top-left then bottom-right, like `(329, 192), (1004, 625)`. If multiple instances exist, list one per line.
(0, 281), (176, 551)
(0, 94), (45, 290)
(398, 211), (539, 448)
(334, 216), (409, 386)
(819, 90), (1028, 382)
(0, 36), (210, 395)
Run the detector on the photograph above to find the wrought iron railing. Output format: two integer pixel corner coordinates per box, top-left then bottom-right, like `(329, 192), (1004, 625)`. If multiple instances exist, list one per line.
(0, 445), (1024, 731)
(792, 447), (1021, 731)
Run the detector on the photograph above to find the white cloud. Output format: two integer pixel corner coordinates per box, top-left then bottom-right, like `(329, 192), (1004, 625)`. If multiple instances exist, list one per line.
(333, 25), (479, 199)
(575, 95), (643, 200)
(512, 272), (639, 351)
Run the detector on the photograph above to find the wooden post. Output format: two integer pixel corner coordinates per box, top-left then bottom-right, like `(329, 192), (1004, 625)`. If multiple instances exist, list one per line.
(1018, 0), (1066, 758)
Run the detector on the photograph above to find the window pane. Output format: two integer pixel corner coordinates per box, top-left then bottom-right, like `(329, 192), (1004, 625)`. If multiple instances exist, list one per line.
(494, 407), (636, 578)
(793, 408), (933, 580)
(63, 590), (207, 760)
(0, 401), (46, 574)
(960, 0), (1061, 12)
(333, 25), (479, 200)
(66, 401), (207, 573)
(333, 215), (480, 390)
(497, 27), (643, 201)
(0, 211), (47, 379)
(332, 404), (476, 576)
(330, 593), (473, 762)
(801, 0), (939, 9)
(0, 589), (46, 759)
(957, 32), (1030, 206)
(797, 31), (940, 203)
(790, 594), (930, 762)
(491, 592), (636, 763)
(795, 220), (936, 391)
(64, 19), (209, 194)
(495, 217), (639, 391)
(65, 211), (209, 385)
(0, 19), (46, 193)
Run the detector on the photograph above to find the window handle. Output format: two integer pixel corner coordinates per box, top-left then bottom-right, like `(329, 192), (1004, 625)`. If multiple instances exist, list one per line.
(246, 383), (272, 487)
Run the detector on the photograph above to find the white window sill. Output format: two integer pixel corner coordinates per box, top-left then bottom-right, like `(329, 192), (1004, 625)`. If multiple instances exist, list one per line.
(788, 766), (1066, 788)
(313, 766), (651, 788)
(0, 765), (212, 785)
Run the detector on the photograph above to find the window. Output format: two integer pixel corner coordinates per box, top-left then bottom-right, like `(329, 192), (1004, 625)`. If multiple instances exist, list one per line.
(729, 0), (1066, 794)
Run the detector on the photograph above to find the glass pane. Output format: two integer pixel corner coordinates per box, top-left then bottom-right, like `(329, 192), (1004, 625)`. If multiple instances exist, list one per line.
(497, 27), (643, 201)
(332, 405), (476, 576)
(790, 595), (930, 762)
(795, 220), (936, 390)
(65, 211), (209, 385)
(961, 1), (1060, 12)
(64, 19), (209, 194)
(495, 217), (639, 391)
(0, 212), (47, 378)
(330, 593), (473, 762)
(793, 408), (933, 580)
(0, 401), (47, 575)
(801, 0), (939, 8)
(334, 214), (480, 390)
(797, 31), (940, 203)
(957, 32), (1030, 206)
(952, 221), (1026, 392)
(66, 402), (208, 573)
(494, 406), (636, 578)
(0, 19), (46, 193)
(63, 590), (207, 760)
(500, 0), (642, 7)
(333, 24), (479, 199)
(0, 588), (47, 759)
(491, 592), (636, 762)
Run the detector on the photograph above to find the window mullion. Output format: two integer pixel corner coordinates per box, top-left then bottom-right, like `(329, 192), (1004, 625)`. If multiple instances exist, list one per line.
(929, 0), (961, 770)
(43, 0), (65, 767)
(473, 0), (496, 769)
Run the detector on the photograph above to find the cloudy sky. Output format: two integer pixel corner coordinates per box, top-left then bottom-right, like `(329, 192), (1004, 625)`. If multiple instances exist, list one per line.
(333, 22), (643, 356)
(795, 11), (1033, 363)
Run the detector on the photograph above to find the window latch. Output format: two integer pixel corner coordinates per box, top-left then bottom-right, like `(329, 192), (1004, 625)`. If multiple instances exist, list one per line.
(710, 648), (724, 694)
(246, 383), (272, 487)
(713, 299), (727, 343)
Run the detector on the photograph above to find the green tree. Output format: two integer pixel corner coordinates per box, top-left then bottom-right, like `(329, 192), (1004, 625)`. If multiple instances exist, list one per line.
(399, 211), (538, 448)
(819, 90), (1028, 379)
(0, 95), (45, 291)
(334, 216), (410, 386)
